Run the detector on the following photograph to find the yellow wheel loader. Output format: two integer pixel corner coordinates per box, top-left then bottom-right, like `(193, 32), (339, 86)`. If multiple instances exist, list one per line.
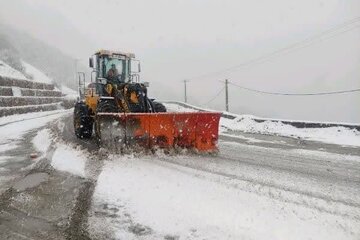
(73, 50), (221, 152)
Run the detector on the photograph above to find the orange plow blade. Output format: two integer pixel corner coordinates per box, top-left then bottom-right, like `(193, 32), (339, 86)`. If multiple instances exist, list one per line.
(95, 112), (221, 152)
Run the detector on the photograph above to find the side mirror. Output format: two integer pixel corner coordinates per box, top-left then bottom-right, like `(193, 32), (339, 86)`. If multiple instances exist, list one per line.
(131, 59), (141, 73)
(89, 57), (94, 68)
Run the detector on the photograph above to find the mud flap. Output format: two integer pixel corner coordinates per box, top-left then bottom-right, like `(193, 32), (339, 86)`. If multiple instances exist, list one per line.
(95, 112), (221, 152)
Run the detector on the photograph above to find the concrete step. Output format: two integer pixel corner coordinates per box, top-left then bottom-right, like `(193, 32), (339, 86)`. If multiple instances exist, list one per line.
(0, 103), (62, 117)
(0, 87), (13, 96)
(0, 76), (54, 90)
(0, 87), (62, 97)
(0, 96), (63, 107)
(20, 88), (62, 97)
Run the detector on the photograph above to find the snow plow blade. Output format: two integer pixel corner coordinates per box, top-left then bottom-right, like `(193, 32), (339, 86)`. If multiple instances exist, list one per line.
(95, 112), (221, 152)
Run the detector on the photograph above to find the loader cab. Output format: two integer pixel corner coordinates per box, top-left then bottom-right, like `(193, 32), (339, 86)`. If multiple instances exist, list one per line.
(80, 50), (142, 113)
(89, 50), (139, 85)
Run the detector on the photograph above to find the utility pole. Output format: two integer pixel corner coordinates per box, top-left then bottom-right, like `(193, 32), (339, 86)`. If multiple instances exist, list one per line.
(225, 79), (229, 112)
(183, 80), (188, 103)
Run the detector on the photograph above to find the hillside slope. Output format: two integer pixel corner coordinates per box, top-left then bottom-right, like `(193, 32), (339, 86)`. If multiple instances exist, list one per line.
(0, 24), (85, 89)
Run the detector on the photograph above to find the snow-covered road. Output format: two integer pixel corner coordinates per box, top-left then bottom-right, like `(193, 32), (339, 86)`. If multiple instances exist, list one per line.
(88, 141), (360, 240)
(85, 103), (360, 239)
(0, 108), (359, 240)
(0, 110), (70, 194)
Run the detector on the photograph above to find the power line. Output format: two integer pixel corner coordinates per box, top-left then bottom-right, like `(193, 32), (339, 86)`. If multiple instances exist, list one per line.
(202, 86), (225, 105)
(187, 16), (360, 81)
(269, 24), (360, 60)
(189, 18), (360, 80)
(228, 81), (360, 96)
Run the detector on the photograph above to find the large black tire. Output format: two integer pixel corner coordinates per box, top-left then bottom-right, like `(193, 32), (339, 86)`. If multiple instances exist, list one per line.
(74, 102), (93, 139)
(96, 99), (120, 113)
(95, 99), (124, 149)
(152, 101), (167, 112)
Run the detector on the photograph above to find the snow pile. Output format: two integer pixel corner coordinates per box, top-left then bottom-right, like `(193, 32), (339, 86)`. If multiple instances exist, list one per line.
(163, 103), (197, 112)
(51, 144), (86, 177)
(0, 110), (69, 171)
(22, 60), (53, 83)
(0, 60), (27, 80)
(0, 110), (67, 126)
(0, 111), (68, 144)
(32, 128), (52, 153)
(221, 115), (360, 147)
(61, 85), (78, 100)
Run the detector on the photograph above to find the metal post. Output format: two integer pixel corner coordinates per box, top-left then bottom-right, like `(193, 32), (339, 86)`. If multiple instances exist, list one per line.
(225, 79), (229, 112)
(184, 80), (188, 103)
(74, 58), (79, 80)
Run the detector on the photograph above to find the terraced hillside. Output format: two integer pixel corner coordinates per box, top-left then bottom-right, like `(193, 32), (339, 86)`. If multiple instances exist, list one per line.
(0, 76), (65, 117)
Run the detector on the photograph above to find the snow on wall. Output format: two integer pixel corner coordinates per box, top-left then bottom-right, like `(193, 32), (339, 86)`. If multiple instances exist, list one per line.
(21, 60), (53, 84)
(11, 87), (21, 97)
(61, 85), (77, 100)
(0, 60), (27, 80)
(0, 59), (77, 106)
(22, 60), (77, 97)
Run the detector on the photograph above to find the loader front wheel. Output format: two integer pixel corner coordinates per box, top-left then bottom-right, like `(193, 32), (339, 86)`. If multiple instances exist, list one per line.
(96, 99), (119, 113)
(95, 99), (121, 147)
(74, 102), (93, 139)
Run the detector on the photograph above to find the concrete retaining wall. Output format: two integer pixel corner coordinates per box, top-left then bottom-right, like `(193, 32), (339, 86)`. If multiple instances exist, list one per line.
(0, 76), (67, 117)
(0, 103), (62, 117)
(21, 88), (62, 97)
(0, 87), (13, 96)
(0, 97), (63, 107)
(0, 76), (54, 90)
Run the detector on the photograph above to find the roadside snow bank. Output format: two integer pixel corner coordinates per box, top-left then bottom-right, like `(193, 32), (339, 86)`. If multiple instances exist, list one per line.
(32, 128), (52, 153)
(221, 115), (360, 147)
(0, 110), (68, 126)
(163, 102), (360, 147)
(0, 110), (69, 145)
(51, 144), (86, 177)
(163, 103), (197, 112)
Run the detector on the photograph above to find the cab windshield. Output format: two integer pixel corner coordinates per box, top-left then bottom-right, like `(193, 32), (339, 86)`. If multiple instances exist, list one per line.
(102, 56), (128, 82)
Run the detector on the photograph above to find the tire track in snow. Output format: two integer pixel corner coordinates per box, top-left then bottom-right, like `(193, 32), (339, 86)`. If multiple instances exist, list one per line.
(149, 155), (360, 221)
(52, 115), (108, 239)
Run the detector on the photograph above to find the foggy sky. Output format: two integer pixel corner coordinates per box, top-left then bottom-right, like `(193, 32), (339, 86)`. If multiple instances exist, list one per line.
(0, 0), (359, 123)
